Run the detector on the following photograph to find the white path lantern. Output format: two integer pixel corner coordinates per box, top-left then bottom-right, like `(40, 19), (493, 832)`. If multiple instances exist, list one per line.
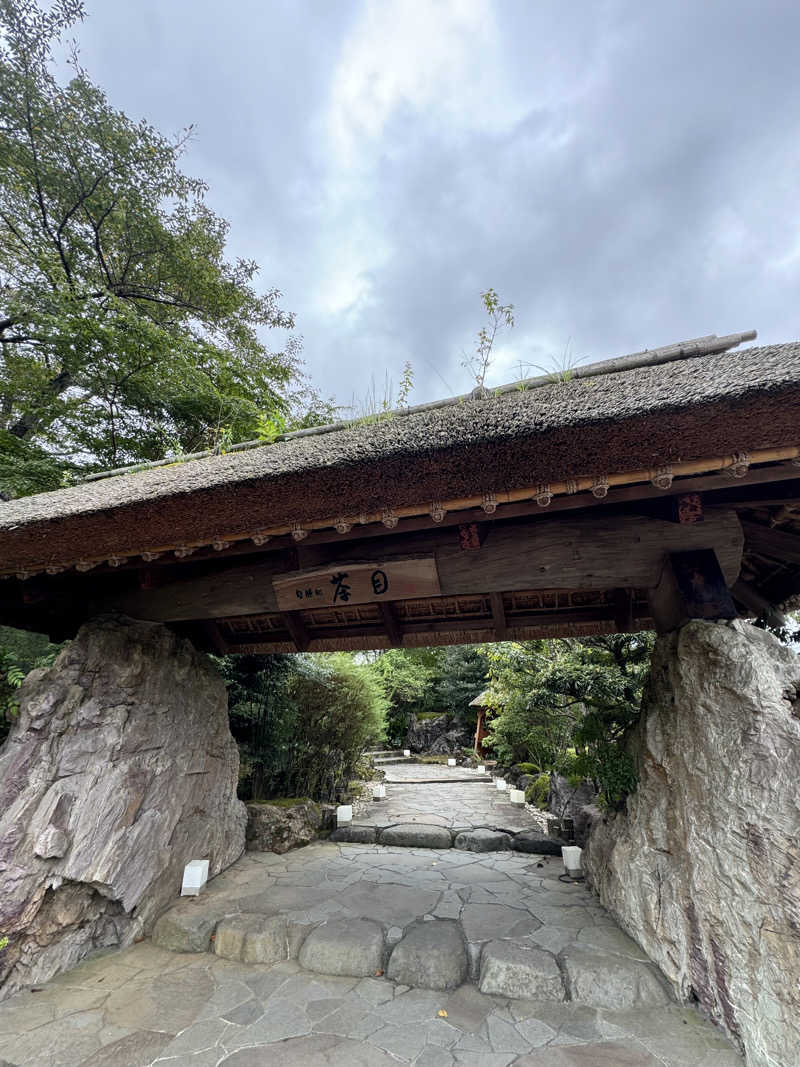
(403, 749), (411, 757)
(477, 765), (486, 774)
(495, 778), (507, 791)
(372, 783), (386, 800)
(181, 859), (209, 897)
(447, 758), (457, 767)
(509, 788), (525, 805)
(562, 846), (583, 877)
(336, 805), (353, 825)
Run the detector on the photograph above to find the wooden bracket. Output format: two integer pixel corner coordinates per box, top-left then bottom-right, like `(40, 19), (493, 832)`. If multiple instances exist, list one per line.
(647, 548), (737, 633)
(282, 611), (310, 652)
(613, 588), (635, 633)
(378, 601), (404, 647)
(490, 591), (508, 640)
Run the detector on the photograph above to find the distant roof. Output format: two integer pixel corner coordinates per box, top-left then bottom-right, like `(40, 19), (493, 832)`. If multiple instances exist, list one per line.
(1, 331), (799, 573)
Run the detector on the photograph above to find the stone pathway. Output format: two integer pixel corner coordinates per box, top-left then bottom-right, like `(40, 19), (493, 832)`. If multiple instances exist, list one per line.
(365, 761), (537, 831)
(0, 842), (744, 1065)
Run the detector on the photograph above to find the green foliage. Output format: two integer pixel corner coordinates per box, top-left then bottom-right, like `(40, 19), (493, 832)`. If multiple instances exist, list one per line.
(511, 762), (540, 776)
(432, 645), (489, 721)
(486, 633), (655, 807)
(0, 625), (61, 743)
(0, 0), (320, 493)
(222, 652), (386, 803)
(365, 644), (488, 746)
(462, 288), (515, 389)
(367, 646), (436, 746)
(525, 773), (551, 810)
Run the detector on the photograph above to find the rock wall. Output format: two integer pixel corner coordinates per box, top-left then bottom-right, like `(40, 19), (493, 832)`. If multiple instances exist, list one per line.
(405, 714), (470, 754)
(246, 799), (334, 854)
(0, 615), (246, 999)
(584, 620), (800, 1067)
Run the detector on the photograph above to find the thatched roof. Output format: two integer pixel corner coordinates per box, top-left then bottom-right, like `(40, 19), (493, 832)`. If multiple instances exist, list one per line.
(1, 334), (799, 573)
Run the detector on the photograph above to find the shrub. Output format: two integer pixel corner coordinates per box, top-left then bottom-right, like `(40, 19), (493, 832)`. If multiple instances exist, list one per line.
(223, 652), (387, 803)
(525, 773), (551, 810)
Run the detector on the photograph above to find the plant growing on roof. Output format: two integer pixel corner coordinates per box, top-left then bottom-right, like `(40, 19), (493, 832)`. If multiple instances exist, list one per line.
(0, 0), (323, 493)
(461, 288), (514, 391)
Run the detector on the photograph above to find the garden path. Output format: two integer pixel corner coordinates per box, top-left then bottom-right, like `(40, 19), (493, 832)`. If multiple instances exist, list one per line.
(361, 760), (543, 832)
(0, 842), (744, 1067)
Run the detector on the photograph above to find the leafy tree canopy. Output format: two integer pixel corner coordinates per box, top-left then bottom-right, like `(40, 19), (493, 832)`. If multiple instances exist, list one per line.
(485, 633), (655, 806)
(0, 0), (326, 495)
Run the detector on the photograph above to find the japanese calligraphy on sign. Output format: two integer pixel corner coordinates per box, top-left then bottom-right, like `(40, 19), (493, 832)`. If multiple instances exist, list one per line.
(272, 557), (440, 611)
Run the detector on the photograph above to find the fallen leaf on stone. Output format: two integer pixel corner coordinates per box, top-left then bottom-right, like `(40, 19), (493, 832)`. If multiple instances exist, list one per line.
(437, 1009), (448, 1018)
(375, 969), (384, 976)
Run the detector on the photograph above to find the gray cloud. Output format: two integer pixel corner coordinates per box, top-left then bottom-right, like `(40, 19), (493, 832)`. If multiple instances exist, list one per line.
(78, 0), (800, 407)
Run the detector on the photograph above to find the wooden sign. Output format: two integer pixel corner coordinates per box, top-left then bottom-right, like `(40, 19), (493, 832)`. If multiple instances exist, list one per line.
(273, 557), (441, 611)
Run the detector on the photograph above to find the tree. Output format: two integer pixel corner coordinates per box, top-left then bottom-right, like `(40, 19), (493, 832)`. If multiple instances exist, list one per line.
(368, 647), (438, 746)
(0, 0), (318, 494)
(486, 633), (655, 806)
(433, 644), (490, 720)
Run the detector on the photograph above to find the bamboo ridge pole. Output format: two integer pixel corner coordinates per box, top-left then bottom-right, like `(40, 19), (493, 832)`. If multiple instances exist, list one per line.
(6, 444), (800, 579)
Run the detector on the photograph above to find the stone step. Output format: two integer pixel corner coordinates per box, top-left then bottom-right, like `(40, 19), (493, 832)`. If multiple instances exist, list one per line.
(152, 907), (671, 1009)
(331, 822), (566, 854)
(382, 774), (493, 784)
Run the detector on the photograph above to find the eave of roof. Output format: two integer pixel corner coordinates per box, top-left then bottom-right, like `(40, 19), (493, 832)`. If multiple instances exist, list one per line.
(0, 339), (799, 574)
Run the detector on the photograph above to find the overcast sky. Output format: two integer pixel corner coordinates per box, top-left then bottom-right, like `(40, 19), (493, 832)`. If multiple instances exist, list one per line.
(76, 0), (800, 409)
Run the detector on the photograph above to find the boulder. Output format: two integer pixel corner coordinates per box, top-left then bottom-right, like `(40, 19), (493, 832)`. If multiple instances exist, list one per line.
(478, 941), (564, 1000)
(0, 615), (247, 999)
(298, 918), (385, 977)
(512, 831), (567, 856)
(330, 824), (378, 844)
(151, 899), (226, 953)
(453, 828), (512, 852)
(561, 947), (670, 1010)
(548, 774), (598, 847)
(404, 714), (470, 754)
(246, 799), (324, 854)
(214, 913), (289, 964)
(378, 824), (452, 849)
(584, 620), (800, 1067)
(386, 919), (467, 990)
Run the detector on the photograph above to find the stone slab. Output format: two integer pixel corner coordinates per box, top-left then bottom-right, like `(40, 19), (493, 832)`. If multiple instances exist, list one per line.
(298, 919), (385, 977)
(478, 940), (565, 1000)
(386, 919), (467, 990)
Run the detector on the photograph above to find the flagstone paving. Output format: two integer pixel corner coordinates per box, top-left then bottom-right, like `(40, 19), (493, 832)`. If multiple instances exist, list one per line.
(362, 764), (537, 831)
(0, 842), (744, 1066)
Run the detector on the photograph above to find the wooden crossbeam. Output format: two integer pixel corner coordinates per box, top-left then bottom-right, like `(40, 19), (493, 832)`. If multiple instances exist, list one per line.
(100, 511), (743, 624)
(731, 579), (787, 629)
(741, 520), (800, 565)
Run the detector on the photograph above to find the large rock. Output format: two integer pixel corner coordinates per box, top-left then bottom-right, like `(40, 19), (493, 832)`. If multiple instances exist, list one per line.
(298, 918), (385, 977)
(548, 774), (598, 847)
(584, 620), (800, 1067)
(561, 946), (670, 1009)
(404, 714), (470, 754)
(246, 799), (324, 854)
(386, 919), (467, 990)
(378, 823), (452, 848)
(453, 828), (512, 852)
(478, 940), (564, 1000)
(0, 615), (247, 999)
